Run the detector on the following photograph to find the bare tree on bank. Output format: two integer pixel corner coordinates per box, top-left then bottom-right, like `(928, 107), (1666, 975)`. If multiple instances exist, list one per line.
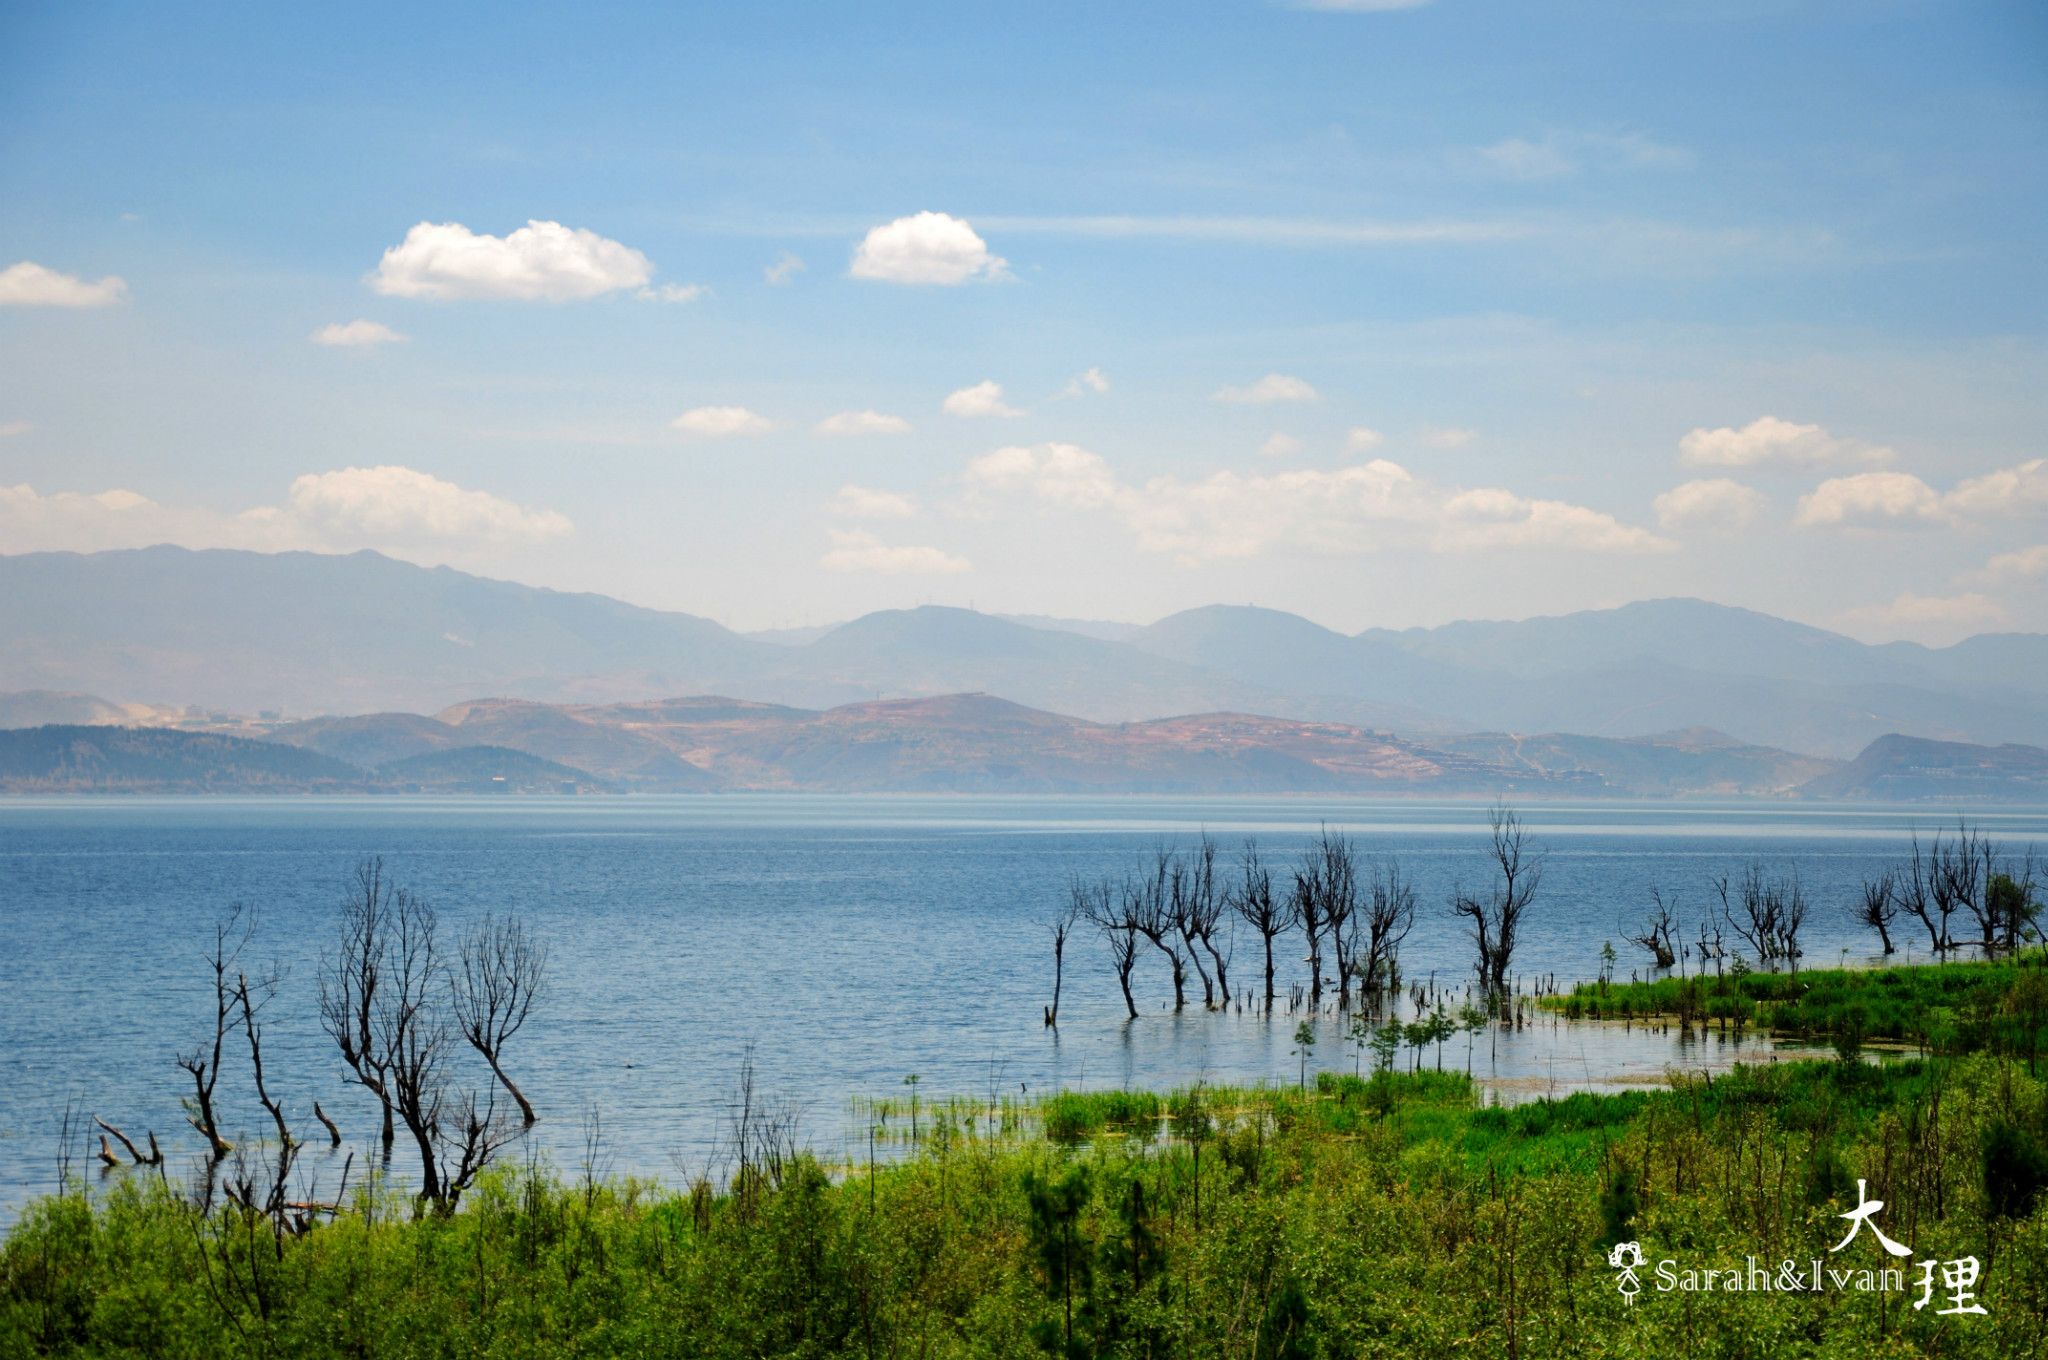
(319, 858), (400, 1146)
(1624, 889), (1679, 971)
(1897, 834), (1952, 958)
(1358, 856), (1415, 1006)
(1168, 852), (1217, 1008)
(1859, 871), (1900, 955)
(233, 960), (295, 1154)
(1227, 840), (1288, 1009)
(1044, 885), (1083, 1027)
(1132, 851), (1190, 1009)
(1083, 877), (1141, 1019)
(453, 912), (548, 1123)
(1715, 863), (1808, 973)
(177, 907), (253, 1160)
(1453, 803), (1542, 1000)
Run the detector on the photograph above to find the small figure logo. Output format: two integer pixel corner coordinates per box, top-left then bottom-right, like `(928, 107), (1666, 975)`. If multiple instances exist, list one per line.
(1608, 1241), (1645, 1306)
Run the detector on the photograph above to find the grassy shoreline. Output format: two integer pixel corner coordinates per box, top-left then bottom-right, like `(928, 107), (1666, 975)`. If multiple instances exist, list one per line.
(7, 1047), (2048, 1358)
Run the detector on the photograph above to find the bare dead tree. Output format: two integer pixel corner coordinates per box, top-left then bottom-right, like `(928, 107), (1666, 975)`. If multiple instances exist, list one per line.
(1624, 889), (1679, 970)
(1168, 851), (1217, 1008)
(1358, 856), (1414, 1008)
(1227, 839), (1288, 1010)
(1182, 835), (1232, 1006)
(1897, 833), (1951, 958)
(1309, 828), (1360, 1007)
(1289, 855), (1330, 1005)
(233, 962), (295, 1155)
(1716, 863), (1808, 972)
(177, 907), (253, 1160)
(378, 884), (454, 1203)
(1933, 819), (1990, 959)
(94, 1116), (155, 1166)
(452, 912), (548, 1124)
(319, 859), (399, 1146)
(1859, 870), (1900, 955)
(1045, 884), (1083, 1027)
(1084, 876), (1141, 1019)
(313, 1102), (342, 1147)
(1132, 850), (1189, 1009)
(1452, 803), (1543, 1000)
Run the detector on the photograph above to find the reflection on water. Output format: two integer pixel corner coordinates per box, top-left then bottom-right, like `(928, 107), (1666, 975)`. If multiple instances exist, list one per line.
(2, 794), (2039, 1218)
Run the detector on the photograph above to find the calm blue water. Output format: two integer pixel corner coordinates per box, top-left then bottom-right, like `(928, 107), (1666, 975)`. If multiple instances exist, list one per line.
(5, 794), (2046, 1218)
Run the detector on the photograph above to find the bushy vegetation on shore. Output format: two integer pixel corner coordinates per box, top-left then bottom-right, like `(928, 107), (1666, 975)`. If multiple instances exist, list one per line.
(1551, 958), (2048, 1062)
(8, 1052), (2048, 1358)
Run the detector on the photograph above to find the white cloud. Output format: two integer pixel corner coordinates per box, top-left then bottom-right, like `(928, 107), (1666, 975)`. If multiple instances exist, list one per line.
(816, 410), (912, 437)
(0, 422), (29, 437)
(1479, 138), (1576, 181)
(943, 381), (1024, 418)
(963, 442), (1670, 562)
(311, 319), (407, 348)
(0, 467), (570, 556)
(638, 283), (705, 304)
(283, 466), (573, 545)
(848, 212), (1008, 285)
(1059, 367), (1111, 398)
(1344, 427), (1385, 455)
(1652, 478), (1768, 533)
(1213, 374), (1318, 404)
(369, 220), (653, 301)
(765, 254), (807, 285)
(1258, 433), (1302, 459)
(672, 406), (774, 438)
(820, 529), (969, 575)
(0, 261), (128, 307)
(1679, 416), (1889, 469)
(1964, 544), (2048, 586)
(1421, 426), (1478, 449)
(1794, 471), (1949, 528)
(832, 485), (917, 518)
(1945, 459), (2048, 518)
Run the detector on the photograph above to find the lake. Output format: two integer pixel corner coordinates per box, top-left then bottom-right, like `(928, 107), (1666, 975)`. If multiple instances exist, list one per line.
(5, 793), (2044, 1219)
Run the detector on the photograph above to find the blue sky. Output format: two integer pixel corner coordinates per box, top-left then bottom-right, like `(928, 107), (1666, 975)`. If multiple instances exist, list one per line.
(1, 0), (2044, 641)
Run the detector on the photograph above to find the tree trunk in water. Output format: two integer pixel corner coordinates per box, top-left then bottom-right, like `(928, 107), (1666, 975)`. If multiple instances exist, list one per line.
(486, 1052), (537, 1125)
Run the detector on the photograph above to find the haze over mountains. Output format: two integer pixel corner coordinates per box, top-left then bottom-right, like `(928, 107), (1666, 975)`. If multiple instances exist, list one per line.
(7, 546), (2048, 763)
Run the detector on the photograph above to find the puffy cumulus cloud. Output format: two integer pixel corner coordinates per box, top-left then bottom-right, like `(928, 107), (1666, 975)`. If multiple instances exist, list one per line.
(816, 410), (911, 436)
(832, 485), (916, 518)
(370, 220), (653, 301)
(963, 443), (1669, 562)
(1421, 426), (1478, 449)
(848, 212), (1008, 285)
(1213, 374), (1318, 404)
(943, 381), (1024, 418)
(672, 406), (773, 438)
(1344, 428), (1385, 455)
(1794, 471), (1948, 529)
(1946, 459), (2048, 518)
(283, 466), (573, 546)
(1652, 478), (1768, 533)
(312, 319), (406, 347)
(0, 261), (128, 307)
(1679, 416), (1889, 470)
(1059, 367), (1110, 398)
(765, 253), (806, 285)
(819, 529), (969, 575)
(1258, 433), (1301, 459)
(0, 467), (570, 556)
(1964, 544), (2048, 586)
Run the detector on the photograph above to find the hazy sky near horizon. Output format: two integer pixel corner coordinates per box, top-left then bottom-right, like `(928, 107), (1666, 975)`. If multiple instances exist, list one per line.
(1, 1), (2045, 643)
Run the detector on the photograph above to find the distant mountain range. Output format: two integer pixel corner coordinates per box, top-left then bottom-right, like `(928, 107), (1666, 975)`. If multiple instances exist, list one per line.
(9, 700), (2047, 799)
(6, 545), (2048, 762)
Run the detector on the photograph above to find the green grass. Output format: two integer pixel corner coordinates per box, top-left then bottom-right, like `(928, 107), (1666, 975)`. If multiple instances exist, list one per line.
(9, 1058), (2048, 1358)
